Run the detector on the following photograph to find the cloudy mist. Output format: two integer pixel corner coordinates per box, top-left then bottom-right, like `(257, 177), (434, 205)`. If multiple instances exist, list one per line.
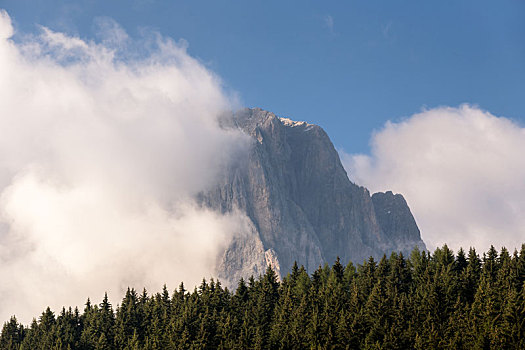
(0, 11), (251, 323)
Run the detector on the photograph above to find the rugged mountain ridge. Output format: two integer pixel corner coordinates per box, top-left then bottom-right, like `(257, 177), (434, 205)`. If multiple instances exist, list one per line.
(200, 108), (426, 284)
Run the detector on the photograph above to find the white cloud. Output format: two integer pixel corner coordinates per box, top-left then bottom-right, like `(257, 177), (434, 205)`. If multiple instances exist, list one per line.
(0, 10), (250, 323)
(341, 105), (525, 253)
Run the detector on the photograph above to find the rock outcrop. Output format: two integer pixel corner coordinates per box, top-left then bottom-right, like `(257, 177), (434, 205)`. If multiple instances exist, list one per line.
(200, 108), (426, 285)
(372, 191), (423, 254)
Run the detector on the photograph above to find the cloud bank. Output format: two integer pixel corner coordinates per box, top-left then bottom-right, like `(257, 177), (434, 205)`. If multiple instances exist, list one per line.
(342, 105), (525, 253)
(0, 10), (250, 323)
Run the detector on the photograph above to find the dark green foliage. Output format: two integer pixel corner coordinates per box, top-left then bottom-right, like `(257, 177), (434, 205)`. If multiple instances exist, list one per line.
(0, 316), (25, 350)
(2, 245), (525, 349)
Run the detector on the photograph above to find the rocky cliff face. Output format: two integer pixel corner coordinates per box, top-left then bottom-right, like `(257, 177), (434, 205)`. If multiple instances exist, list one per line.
(200, 108), (426, 285)
(372, 191), (423, 254)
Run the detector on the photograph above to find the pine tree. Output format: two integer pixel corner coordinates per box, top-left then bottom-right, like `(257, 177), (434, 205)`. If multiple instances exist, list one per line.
(460, 247), (482, 304)
(54, 307), (81, 349)
(38, 307), (57, 350)
(500, 286), (524, 349)
(98, 293), (115, 346)
(126, 329), (140, 350)
(94, 333), (110, 350)
(455, 248), (468, 273)
(19, 319), (39, 350)
(0, 316), (25, 350)
(115, 288), (141, 348)
(253, 266), (279, 349)
(362, 280), (389, 347)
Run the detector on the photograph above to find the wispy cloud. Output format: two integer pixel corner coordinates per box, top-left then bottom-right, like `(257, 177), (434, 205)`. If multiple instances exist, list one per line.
(323, 14), (335, 36)
(381, 20), (393, 39)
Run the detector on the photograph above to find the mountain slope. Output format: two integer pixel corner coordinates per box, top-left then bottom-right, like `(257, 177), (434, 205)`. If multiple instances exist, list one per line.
(200, 108), (426, 284)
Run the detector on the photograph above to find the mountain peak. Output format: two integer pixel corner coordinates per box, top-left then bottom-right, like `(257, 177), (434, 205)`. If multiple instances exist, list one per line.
(278, 117), (315, 129)
(233, 107), (320, 134)
(204, 108), (426, 286)
(232, 107), (276, 131)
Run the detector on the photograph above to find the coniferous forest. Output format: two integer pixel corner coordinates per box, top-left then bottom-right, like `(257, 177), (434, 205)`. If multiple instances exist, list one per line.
(1, 245), (525, 350)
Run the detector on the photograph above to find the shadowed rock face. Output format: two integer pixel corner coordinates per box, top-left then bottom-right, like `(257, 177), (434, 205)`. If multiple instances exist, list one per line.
(200, 108), (426, 285)
(372, 191), (423, 254)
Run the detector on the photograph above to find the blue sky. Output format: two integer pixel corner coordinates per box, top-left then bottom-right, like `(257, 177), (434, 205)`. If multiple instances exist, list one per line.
(2, 0), (524, 153)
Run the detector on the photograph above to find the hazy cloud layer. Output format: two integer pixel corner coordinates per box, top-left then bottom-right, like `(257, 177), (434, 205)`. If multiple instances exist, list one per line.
(0, 10), (250, 323)
(342, 105), (525, 253)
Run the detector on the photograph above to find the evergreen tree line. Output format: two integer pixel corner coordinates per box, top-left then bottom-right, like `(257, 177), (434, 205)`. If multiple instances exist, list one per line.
(1, 244), (525, 349)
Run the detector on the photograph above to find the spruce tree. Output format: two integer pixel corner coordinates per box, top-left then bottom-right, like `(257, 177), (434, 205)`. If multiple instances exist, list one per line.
(0, 316), (25, 350)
